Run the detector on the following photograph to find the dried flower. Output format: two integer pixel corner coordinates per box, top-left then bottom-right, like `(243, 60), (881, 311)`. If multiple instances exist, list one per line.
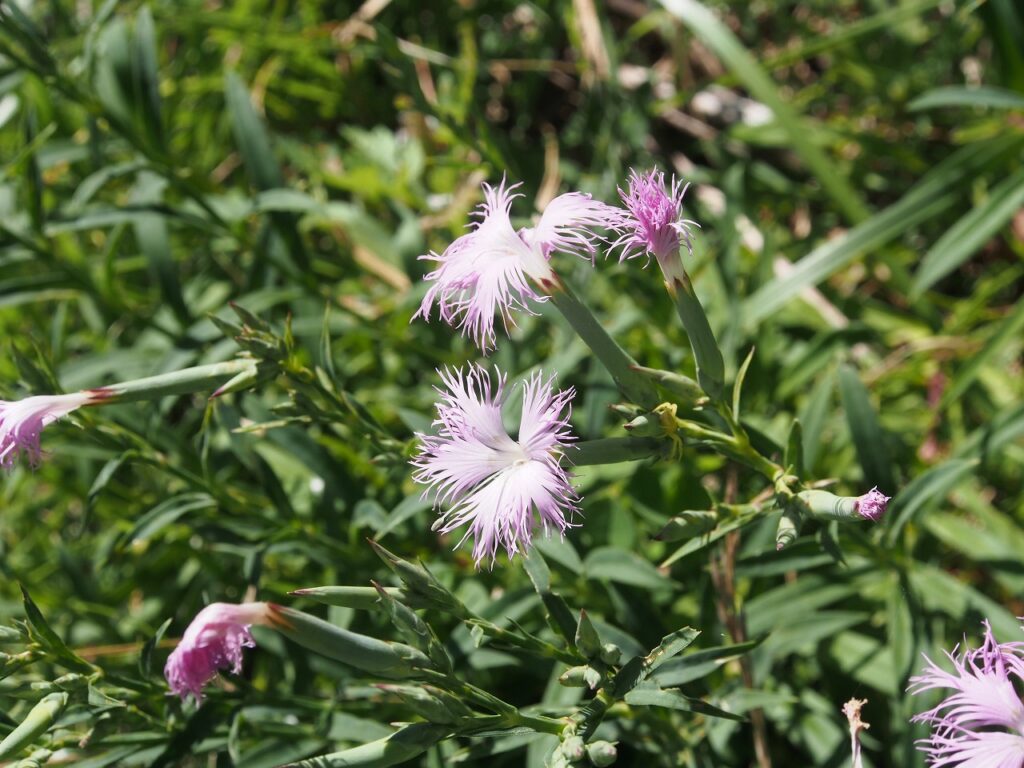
(0, 391), (100, 469)
(614, 168), (698, 281)
(414, 178), (618, 351)
(164, 602), (273, 702)
(412, 365), (578, 566)
(910, 620), (1024, 766)
(843, 697), (869, 768)
(856, 487), (891, 522)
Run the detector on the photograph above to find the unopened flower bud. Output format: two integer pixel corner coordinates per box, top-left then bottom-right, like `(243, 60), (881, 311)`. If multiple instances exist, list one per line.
(561, 735), (586, 762)
(575, 610), (602, 659)
(599, 643), (622, 666)
(587, 740), (618, 766)
(797, 488), (890, 522)
(559, 665), (589, 687)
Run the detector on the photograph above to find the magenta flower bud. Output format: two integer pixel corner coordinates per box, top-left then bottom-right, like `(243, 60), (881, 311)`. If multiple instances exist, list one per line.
(910, 620), (1024, 766)
(412, 365), (579, 567)
(613, 168), (698, 283)
(164, 602), (273, 702)
(855, 487), (890, 522)
(797, 488), (891, 523)
(413, 178), (619, 351)
(0, 391), (103, 469)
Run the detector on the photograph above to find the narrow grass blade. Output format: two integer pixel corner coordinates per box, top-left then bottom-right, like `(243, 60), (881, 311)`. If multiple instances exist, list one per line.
(939, 298), (1024, 410)
(838, 364), (895, 492)
(911, 166), (1024, 297)
(659, 0), (869, 224)
(744, 135), (1022, 325)
(909, 85), (1024, 111)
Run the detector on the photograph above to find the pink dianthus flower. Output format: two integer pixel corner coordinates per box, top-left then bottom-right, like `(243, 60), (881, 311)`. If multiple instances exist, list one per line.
(614, 168), (698, 282)
(414, 178), (619, 351)
(164, 602), (273, 702)
(910, 620), (1024, 767)
(0, 391), (101, 469)
(412, 365), (578, 566)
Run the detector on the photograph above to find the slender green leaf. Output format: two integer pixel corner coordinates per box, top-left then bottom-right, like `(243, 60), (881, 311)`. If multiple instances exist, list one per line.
(659, 0), (869, 224)
(909, 85), (1024, 111)
(744, 135), (1022, 324)
(912, 166), (1024, 296)
(838, 364), (895, 492)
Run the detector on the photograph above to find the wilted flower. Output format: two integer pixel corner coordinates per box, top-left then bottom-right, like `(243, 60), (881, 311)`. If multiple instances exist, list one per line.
(0, 391), (101, 469)
(843, 698), (869, 768)
(856, 487), (890, 521)
(614, 168), (698, 281)
(414, 178), (619, 351)
(910, 620), (1024, 767)
(412, 365), (578, 566)
(164, 602), (273, 702)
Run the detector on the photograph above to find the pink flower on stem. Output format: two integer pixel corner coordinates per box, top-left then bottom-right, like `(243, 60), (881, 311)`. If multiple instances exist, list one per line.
(614, 168), (698, 282)
(164, 602), (273, 702)
(412, 365), (578, 566)
(0, 391), (102, 469)
(910, 620), (1024, 767)
(414, 178), (619, 351)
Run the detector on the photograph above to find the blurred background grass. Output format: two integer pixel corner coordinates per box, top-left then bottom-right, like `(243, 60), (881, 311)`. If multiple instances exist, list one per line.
(0, 0), (1022, 766)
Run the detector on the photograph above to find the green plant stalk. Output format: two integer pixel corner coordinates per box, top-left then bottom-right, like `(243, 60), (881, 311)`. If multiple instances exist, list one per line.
(268, 605), (431, 676)
(565, 688), (617, 741)
(544, 278), (659, 408)
(94, 359), (258, 403)
(290, 586), (403, 610)
(571, 437), (664, 465)
(283, 723), (451, 768)
(417, 669), (563, 733)
(666, 272), (725, 402)
(466, 620), (582, 665)
(0, 692), (68, 761)
(674, 418), (783, 480)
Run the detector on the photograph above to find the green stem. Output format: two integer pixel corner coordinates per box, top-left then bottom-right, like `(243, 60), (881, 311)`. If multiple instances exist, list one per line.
(508, 712), (565, 736)
(546, 279), (659, 408)
(667, 272), (725, 402)
(418, 670), (518, 718)
(675, 419), (783, 480)
(571, 437), (664, 465)
(94, 359), (256, 403)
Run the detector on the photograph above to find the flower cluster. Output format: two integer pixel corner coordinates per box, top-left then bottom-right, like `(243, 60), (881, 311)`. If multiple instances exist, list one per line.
(910, 620), (1024, 766)
(408, 170), (704, 565)
(414, 171), (694, 352)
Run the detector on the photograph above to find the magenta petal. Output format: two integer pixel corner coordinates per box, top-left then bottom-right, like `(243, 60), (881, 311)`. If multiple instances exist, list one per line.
(613, 167), (698, 267)
(0, 392), (95, 469)
(164, 602), (271, 702)
(910, 620), (1024, 767)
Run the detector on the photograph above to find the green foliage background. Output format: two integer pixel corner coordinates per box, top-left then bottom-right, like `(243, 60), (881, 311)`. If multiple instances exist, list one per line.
(1, 0), (1023, 766)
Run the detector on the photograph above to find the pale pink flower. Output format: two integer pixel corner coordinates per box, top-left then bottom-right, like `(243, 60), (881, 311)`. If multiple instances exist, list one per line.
(164, 602), (273, 702)
(856, 487), (890, 522)
(614, 168), (698, 281)
(414, 178), (619, 350)
(0, 391), (101, 469)
(412, 365), (578, 566)
(910, 620), (1024, 766)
